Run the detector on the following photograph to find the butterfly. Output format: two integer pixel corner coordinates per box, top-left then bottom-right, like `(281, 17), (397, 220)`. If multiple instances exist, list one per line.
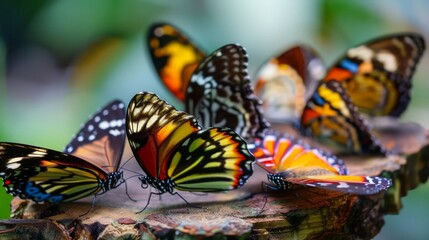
(254, 45), (326, 123)
(147, 23), (206, 101)
(323, 33), (425, 117)
(126, 92), (254, 197)
(301, 80), (385, 154)
(0, 100), (126, 203)
(185, 44), (270, 141)
(248, 131), (392, 194)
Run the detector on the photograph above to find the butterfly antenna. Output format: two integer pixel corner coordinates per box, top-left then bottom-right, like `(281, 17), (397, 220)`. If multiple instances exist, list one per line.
(119, 155), (136, 170)
(120, 167), (143, 176)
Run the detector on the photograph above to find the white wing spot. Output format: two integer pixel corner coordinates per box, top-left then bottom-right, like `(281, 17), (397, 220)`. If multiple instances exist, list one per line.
(77, 136), (84, 142)
(88, 125), (94, 131)
(7, 162), (21, 169)
(88, 135), (95, 141)
(94, 116), (101, 122)
(103, 109), (109, 116)
(99, 121), (109, 129)
(336, 182), (350, 189)
(67, 146), (74, 152)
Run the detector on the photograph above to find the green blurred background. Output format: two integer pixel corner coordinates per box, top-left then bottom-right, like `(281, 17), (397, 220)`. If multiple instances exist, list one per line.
(0, 0), (428, 238)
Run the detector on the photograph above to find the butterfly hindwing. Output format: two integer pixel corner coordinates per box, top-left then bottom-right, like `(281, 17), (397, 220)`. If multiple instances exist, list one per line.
(147, 23), (206, 101)
(126, 92), (255, 193)
(325, 33), (425, 117)
(169, 127), (254, 192)
(64, 100), (126, 173)
(0, 143), (119, 203)
(249, 133), (391, 195)
(186, 44), (269, 141)
(301, 80), (384, 154)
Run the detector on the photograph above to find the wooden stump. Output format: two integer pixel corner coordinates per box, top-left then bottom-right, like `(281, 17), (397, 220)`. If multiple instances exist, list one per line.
(2, 119), (429, 239)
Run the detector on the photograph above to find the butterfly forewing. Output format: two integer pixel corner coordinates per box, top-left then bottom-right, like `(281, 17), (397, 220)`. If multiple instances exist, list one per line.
(325, 33), (425, 117)
(147, 23), (206, 101)
(0, 143), (110, 203)
(127, 92), (200, 180)
(301, 80), (384, 154)
(255, 45), (326, 122)
(186, 44), (269, 141)
(168, 127), (255, 192)
(64, 100), (126, 173)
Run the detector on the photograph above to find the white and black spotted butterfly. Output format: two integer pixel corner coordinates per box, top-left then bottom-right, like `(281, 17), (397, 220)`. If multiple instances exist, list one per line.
(185, 44), (270, 141)
(0, 100), (126, 203)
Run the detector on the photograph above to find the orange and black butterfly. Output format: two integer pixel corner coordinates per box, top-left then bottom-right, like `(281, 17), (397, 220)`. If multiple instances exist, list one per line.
(147, 23), (205, 101)
(254, 45), (326, 123)
(301, 33), (425, 154)
(324, 33), (425, 117)
(126, 92), (254, 202)
(301, 80), (385, 154)
(248, 131), (391, 194)
(185, 44), (270, 141)
(0, 100), (126, 203)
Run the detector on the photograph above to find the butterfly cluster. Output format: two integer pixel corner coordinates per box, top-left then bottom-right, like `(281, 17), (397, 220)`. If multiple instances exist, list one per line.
(1, 22), (424, 212)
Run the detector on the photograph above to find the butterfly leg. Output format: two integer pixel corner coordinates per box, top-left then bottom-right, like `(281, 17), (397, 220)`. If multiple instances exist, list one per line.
(78, 195), (97, 217)
(136, 191), (163, 213)
(122, 179), (138, 202)
(171, 192), (202, 209)
(258, 181), (280, 216)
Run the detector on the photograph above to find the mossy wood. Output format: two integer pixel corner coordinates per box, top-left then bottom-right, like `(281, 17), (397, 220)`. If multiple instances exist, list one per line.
(1, 119), (428, 239)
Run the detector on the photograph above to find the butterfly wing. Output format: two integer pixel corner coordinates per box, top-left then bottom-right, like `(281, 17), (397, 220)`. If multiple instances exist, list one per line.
(254, 45), (326, 122)
(284, 175), (391, 195)
(64, 100), (126, 173)
(126, 92), (200, 181)
(0, 142), (112, 203)
(301, 80), (384, 154)
(325, 33), (425, 117)
(186, 44), (269, 141)
(248, 132), (347, 175)
(147, 23), (206, 101)
(168, 127), (254, 192)
(126, 92), (255, 191)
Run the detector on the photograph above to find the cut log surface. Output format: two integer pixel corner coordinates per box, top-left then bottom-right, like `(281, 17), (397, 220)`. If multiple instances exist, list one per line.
(2, 119), (429, 240)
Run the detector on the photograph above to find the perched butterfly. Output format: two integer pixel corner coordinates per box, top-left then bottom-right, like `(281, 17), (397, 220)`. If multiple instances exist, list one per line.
(0, 100), (126, 203)
(254, 45), (326, 123)
(147, 23), (205, 101)
(248, 131), (391, 194)
(185, 44), (270, 141)
(301, 80), (385, 154)
(126, 92), (254, 198)
(324, 33), (425, 117)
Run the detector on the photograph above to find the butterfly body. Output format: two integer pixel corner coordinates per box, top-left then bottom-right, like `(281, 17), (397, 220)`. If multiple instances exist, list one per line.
(249, 133), (391, 194)
(127, 92), (255, 195)
(0, 100), (126, 203)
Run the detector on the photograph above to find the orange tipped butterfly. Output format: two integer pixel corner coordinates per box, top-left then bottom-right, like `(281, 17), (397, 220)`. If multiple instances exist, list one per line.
(248, 131), (391, 194)
(184, 43), (392, 194)
(301, 33), (425, 154)
(126, 92), (254, 206)
(147, 23), (205, 101)
(0, 100), (126, 203)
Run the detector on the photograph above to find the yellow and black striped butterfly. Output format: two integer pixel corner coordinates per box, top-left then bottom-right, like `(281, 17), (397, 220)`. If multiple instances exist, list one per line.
(248, 131), (391, 194)
(324, 33), (425, 117)
(147, 23), (205, 101)
(254, 45), (326, 123)
(185, 44), (270, 141)
(0, 100), (126, 203)
(126, 92), (254, 196)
